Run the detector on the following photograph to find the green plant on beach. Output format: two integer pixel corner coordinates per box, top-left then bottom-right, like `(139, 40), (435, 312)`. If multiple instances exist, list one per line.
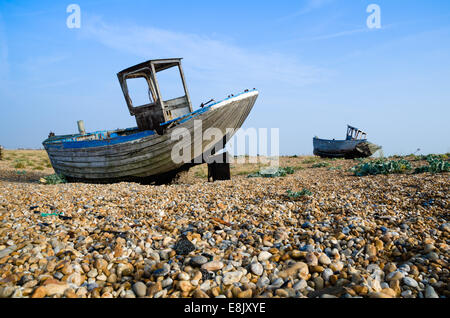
(328, 166), (342, 171)
(248, 166), (295, 178)
(302, 158), (318, 164)
(286, 189), (312, 198)
(414, 156), (449, 174)
(194, 170), (207, 178)
(312, 162), (331, 168)
(282, 166), (295, 174)
(351, 159), (412, 176)
(411, 154), (448, 162)
(14, 160), (27, 169)
(41, 174), (67, 184)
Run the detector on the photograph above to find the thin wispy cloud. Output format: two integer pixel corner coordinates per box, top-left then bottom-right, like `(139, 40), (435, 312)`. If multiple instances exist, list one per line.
(18, 55), (69, 74)
(307, 27), (369, 41)
(276, 0), (335, 22)
(8, 10), (53, 18)
(338, 26), (450, 64)
(304, 24), (393, 41)
(82, 17), (328, 91)
(275, 23), (394, 48)
(2, 54), (71, 91)
(34, 78), (82, 89)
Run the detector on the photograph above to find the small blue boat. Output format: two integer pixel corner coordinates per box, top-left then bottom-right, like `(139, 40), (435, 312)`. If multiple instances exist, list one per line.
(313, 125), (381, 159)
(43, 58), (258, 183)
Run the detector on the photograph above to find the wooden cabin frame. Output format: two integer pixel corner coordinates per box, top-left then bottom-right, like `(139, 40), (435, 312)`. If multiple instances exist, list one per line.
(346, 125), (367, 141)
(117, 58), (193, 134)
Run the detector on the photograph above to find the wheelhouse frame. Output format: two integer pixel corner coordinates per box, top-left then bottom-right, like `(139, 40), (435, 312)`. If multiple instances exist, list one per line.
(117, 58), (193, 134)
(346, 125), (367, 141)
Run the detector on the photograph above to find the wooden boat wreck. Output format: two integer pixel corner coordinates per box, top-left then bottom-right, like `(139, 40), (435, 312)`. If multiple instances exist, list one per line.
(42, 58), (258, 183)
(313, 125), (381, 159)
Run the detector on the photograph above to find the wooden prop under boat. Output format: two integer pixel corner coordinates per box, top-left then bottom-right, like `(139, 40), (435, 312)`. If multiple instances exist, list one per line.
(42, 58), (258, 183)
(313, 125), (381, 159)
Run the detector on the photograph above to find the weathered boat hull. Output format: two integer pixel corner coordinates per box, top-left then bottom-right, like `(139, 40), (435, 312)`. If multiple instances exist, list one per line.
(43, 90), (258, 183)
(313, 138), (380, 159)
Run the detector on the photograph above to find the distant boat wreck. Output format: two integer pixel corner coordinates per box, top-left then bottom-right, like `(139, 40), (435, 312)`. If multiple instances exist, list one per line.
(313, 125), (381, 159)
(42, 58), (258, 183)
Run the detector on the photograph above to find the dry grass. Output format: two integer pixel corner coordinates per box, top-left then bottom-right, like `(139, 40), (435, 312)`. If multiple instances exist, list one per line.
(0, 149), (445, 184)
(0, 149), (54, 182)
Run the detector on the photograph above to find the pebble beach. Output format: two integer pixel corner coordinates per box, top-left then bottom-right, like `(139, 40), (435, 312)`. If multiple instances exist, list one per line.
(0, 150), (448, 298)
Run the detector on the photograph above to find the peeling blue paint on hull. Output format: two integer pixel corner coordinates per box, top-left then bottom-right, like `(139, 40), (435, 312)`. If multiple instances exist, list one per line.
(42, 90), (258, 182)
(313, 137), (379, 159)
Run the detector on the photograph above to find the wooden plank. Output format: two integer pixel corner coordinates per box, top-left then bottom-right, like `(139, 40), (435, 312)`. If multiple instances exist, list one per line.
(177, 63), (193, 113)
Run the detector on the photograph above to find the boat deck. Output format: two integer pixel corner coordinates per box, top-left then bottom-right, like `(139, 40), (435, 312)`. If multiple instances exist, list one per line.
(43, 89), (257, 149)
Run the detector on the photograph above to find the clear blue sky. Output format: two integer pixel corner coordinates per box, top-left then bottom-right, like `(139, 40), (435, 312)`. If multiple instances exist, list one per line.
(0, 0), (449, 155)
